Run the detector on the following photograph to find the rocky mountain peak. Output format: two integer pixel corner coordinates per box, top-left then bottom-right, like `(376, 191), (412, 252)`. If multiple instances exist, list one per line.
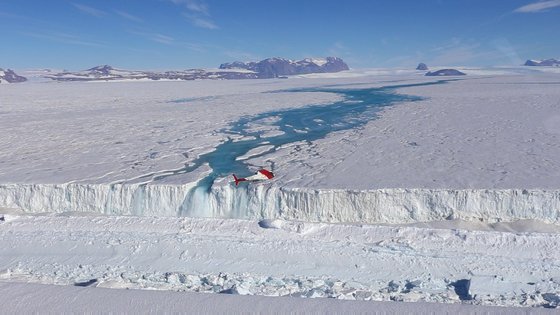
(220, 56), (348, 78)
(416, 63), (428, 70)
(87, 65), (115, 75)
(0, 68), (27, 83)
(524, 59), (560, 67)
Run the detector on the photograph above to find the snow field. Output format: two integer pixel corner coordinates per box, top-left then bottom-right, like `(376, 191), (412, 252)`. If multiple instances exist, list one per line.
(3, 282), (555, 314)
(259, 74), (560, 189)
(0, 79), (343, 185)
(1, 214), (560, 308)
(3, 74), (559, 190)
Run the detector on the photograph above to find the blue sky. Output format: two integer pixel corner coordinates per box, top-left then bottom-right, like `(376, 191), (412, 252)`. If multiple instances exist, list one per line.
(1, 0), (559, 70)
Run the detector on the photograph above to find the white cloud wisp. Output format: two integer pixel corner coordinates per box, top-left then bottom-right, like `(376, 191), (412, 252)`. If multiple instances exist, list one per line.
(514, 0), (560, 13)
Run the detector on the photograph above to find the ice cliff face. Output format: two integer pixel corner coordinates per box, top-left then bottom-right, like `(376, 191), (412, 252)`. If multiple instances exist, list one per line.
(1, 184), (559, 224)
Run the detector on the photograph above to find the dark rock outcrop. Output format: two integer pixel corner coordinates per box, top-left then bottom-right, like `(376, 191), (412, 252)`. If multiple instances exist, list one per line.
(0, 68), (27, 83)
(87, 65), (115, 76)
(425, 69), (466, 76)
(524, 59), (560, 67)
(416, 63), (428, 71)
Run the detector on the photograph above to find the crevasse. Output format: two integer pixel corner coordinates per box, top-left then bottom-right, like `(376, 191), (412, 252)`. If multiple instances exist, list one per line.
(1, 183), (559, 224)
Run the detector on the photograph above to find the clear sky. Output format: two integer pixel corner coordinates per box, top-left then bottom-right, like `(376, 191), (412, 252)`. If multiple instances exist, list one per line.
(1, 0), (559, 70)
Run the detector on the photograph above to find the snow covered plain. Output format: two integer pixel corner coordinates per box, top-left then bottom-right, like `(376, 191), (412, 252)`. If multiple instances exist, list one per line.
(1, 68), (560, 311)
(1, 213), (560, 311)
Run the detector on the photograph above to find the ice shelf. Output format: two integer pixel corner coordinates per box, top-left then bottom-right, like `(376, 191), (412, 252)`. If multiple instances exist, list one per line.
(1, 183), (559, 224)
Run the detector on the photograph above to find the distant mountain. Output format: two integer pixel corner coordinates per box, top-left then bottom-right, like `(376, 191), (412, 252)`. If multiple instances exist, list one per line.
(416, 63), (428, 71)
(524, 59), (560, 67)
(0, 68), (27, 83)
(44, 65), (259, 82)
(220, 57), (349, 78)
(425, 69), (466, 76)
(44, 57), (349, 82)
(86, 65), (115, 76)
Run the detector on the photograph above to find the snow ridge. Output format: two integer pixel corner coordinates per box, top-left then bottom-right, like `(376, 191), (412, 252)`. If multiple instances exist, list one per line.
(1, 184), (559, 224)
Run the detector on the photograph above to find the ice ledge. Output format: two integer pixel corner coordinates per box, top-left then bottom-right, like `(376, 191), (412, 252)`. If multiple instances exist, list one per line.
(1, 184), (559, 224)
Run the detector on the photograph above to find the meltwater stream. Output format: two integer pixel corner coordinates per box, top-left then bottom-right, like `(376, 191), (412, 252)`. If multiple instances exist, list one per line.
(171, 80), (449, 216)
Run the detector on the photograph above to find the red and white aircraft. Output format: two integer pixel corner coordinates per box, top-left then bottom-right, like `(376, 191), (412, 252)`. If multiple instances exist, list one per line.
(232, 169), (274, 186)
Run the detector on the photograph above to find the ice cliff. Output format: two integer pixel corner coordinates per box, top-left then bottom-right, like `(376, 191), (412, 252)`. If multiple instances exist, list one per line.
(1, 184), (559, 224)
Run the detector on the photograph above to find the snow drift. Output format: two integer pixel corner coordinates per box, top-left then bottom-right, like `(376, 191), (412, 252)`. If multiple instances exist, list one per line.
(1, 183), (559, 224)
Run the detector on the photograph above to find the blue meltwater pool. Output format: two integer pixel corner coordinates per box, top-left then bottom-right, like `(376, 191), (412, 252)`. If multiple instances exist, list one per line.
(179, 80), (448, 192)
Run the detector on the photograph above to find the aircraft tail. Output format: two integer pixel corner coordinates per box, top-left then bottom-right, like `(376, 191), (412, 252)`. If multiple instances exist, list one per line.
(232, 174), (243, 186)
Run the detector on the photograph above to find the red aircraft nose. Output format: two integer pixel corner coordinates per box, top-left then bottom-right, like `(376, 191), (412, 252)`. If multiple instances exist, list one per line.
(258, 169), (274, 179)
